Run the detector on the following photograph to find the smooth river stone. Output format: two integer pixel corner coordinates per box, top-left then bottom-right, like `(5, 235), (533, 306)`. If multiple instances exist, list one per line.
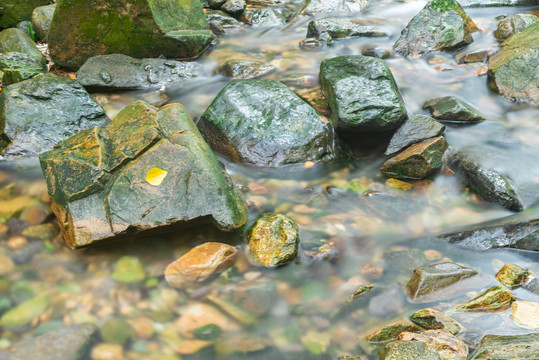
(510, 301), (539, 330)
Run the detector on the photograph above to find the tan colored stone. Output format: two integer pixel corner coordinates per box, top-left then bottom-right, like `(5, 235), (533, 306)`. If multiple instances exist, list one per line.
(511, 301), (539, 329)
(6, 235), (28, 250)
(90, 343), (124, 360)
(175, 302), (239, 338)
(398, 330), (467, 360)
(0, 254), (15, 276)
(175, 339), (212, 355)
(128, 316), (155, 339)
(0, 196), (34, 218)
(164, 242), (238, 287)
(19, 202), (51, 225)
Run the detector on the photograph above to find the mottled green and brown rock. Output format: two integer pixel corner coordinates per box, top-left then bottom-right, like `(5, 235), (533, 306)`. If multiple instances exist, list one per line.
(469, 333), (539, 359)
(112, 256), (146, 284)
(494, 13), (538, 42)
(423, 96), (485, 123)
(164, 242), (238, 286)
(381, 136), (448, 179)
(0, 28), (46, 65)
(365, 318), (423, 343)
(511, 301), (539, 329)
(48, 0), (215, 68)
(379, 340), (440, 360)
(0, 294), (50, 329)
(99, 318), (136, 345)
(496, 263), (534, 289)
(488, 22), (539, 103)
(31, 4), (55, 40)
(247, 213), (299, 267)
(0, 0), (50, 29)
(218, 58), (275, 79)
(385, 115), (445, 156)
(409, 308), (461, 335)
(456, 285), (515, 312)
(0, 52), (46, 85)
(301, 18), (388, 47)
(320, 55), (407, 131)
(39, 101), (248, 248)
(394, 0), (477, 57)
(406, 262), (478, 302)
(398, 330), (466, 360)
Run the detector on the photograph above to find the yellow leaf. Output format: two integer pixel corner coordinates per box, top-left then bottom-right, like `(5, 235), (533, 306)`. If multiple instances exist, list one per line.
(146, 168), (168, 186)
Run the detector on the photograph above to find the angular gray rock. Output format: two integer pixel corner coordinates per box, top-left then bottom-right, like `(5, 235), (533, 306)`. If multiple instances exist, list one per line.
(31, 4), (56, 40)
(494, 13), (538, 42)
(385, 115), (445, 155)
(423, 96), (485, 123)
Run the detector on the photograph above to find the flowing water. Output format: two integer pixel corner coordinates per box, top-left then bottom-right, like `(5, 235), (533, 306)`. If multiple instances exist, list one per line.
(0, 0), (538, 359)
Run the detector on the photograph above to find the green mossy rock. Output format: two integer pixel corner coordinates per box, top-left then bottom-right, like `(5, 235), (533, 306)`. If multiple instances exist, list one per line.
(247, 213), (299, 267)
(320, 55), (407, 131)
(394, 0), (477, 57)
(379, 341), (441, 360)
(469, 333), (539, 359)
(494, 13), (538, 42)
(397, 330), (467, 360)
(0, 0), (50, 29)
(456, 285), (516, 312)
(31, 4), (55, 40)
(48, 0), (215, 69)
(488, 22), (539, 104)
(0, 52), (46, 85)
(302, 19), (388, 47)
(198, 79), (338, 167)
(409, 308), (461, 335)
(0, 28), (46, 65)
(112, 256), (146, 284)
(39, 101), (248, 248)
(495, 263), (534, 289)
(385, 115), (445, 156)
(365, 318), (423, 343)
(423, 96), (485, 123)
(100, 317), (136, 344)
(0, 73), (108, 158)
(0, 294), (50, 329)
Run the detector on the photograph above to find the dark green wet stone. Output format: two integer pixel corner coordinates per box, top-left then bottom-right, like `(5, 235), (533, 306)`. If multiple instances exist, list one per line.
(193, 324), (223, 340)
(198, 79), (338, 167)
(469, 333), (539, 359)
(385, 115), (445, 155)
(394, 0), (476, 57)
(0, 28), (46, 65)
(47, 0), (215, 68)
(0, 73), (108, 158)
(304, 18), (388, 46)
(0, 0), (50, 29)
(320, 55), (407, 131)
(0, 52), (46, 85)
(39, 101), (248, 248)
(379, 341), (440, 360)
(31, 4), (55, 40)
(423, 96), (485, 123)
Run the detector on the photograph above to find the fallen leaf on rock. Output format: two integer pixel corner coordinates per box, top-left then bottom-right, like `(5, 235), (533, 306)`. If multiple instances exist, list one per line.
(146, 167), (168, 186)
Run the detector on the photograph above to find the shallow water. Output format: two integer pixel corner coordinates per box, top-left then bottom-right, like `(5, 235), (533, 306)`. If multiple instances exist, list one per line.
(1, 0), (538, 359)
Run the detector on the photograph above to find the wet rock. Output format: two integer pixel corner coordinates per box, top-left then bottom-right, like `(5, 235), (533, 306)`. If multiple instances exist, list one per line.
(164, 242), (238, 286)
(15, 21), (32, 37)
(0, 73), (108, 158)
(511, 301), (538, 329)
(301, 330), (330, 355)
(39, 101), (248, 248)
(112, 256), (146, 284)
(385, 115), (445, 156)
(381, 136), (448, 179)
(365, 318), (423, 343)
(456, 285), (515, 312)
(0, 323), (97, 360)
(379, 340), (440, 360)
(19, 202), (51, 225)
(394, 0), (477, 57)
(469, 333), (539, 359)
(0, 0), (50, 29)
(21, 223), (58, 240)
(48, 0), (215, 68)
(455, 49), (490, 64)
(362, 46), (392, 59)
(320, 55), (407, 131)
(409, 308), (461, 335)
(214, 334), (269, 356)
(0, 253), (15, 276)
(0, 52), (46, 85)
(31, 4), (55, 40)
(488, 22), (539, 103)
(496, 263), (534, 289)
(368, 286), (405, 317)
(76, 54), (205, 91)
(198, 79), (337, 167)
(451, 144), (539, 211)
(405, 262), (478, 302)
(494, 13), (537, 42)
(423, 96), (485, 123)
(241, 7), (291, 27)
(221, 0), (246, 17)
(218, 58), (275, 79)
(301, 0), (369, 16)
(209, 0), (227, 9)
(90, 343), (123, 360)
(398, 330), (467, 360)
(459, 0), (538, 7)
(247, 213), (299, 267)
(206, 10), (243, 33)
(99, 318), (136, 345)
(0, 28), (46, 65)
(0, 294), (49, 329)
(301, 19), (389, 47)
(175, 302), (239, 338)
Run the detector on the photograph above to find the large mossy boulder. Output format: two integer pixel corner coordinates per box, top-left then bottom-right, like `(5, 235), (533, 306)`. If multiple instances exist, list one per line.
(320, 55), (407, 132)
(0, 0), (50, 29)
(47, 0), (215, 68)
(0, 73), (108, 158)
(198, 79), (337, 167)
(488, 22), (539, 104)
(394, 0), (477, 57)
(39, 101), (248, 248)
(0, 28), (46, 66)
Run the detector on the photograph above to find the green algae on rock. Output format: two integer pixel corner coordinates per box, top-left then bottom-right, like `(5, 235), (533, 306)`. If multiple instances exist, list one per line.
(0, 294), (50, 329)
(423, 96), (485, 123)
(247, 213), (299, 267)
(0, 52), (46, 85)
(39, 101), (248, 248)
(394, 0), (477, 57)
(198, 79), (338, 167)
(456, 285), (515, 312)
(397, 330), (467, 360)
(379, 340), (440, 360)
(469, 333), (539, 359)
(496, 263), (534, 289)
(0, 28), (46, 66)
(47, 0), (215, 68)
(409, 308), (461, 335)
(0, 0), (50, 29)
(112, 256), (147, 284)
(385, 115), (445, 156)
(365, 318), (423, 343)
(320, 55), (407, 131)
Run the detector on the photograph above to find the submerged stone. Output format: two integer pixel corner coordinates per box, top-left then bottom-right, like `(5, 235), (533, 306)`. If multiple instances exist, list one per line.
(0, 0), (50, 29)
(405, 262), (478, 302)
(496, 263), (534, 289)
(320, 55), (407, 131)
(198, 79), (337, 167)
(206, 10), (243, 33)
(469, 333), (539, 359)
(0, 52), (46, 85)
(301, 18), (388, 47)
(100, 317), (136, 345)
(112, 256), (146, 284)
(398, 330), (467, 360)
(247, 213), (299, 267)
(423, 96), (485, 123)
(456, 285), (515, 312)
(381, 136), (448, 179)
(365, 318), (423, 343)
(31, 4), (56, 40)
(76, 54), (205, 91)
(379, 340), (440, 360)
(362, 46), (392, 59)
(494, 13), (538, 42)
(0, 28), (46, 66)
(394, 0), (477, 57)
(39, 101), (248, 248)
(385, 115), (445, 156)
(0, 294), (50, 329)
(218, 58), (275, 79)
(488, 22), (539, 103)
(47, 0), (215, 68)
(511, 301), (539, 329)
(409, 308), (461, 335)
(0, 73), (108, 158)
